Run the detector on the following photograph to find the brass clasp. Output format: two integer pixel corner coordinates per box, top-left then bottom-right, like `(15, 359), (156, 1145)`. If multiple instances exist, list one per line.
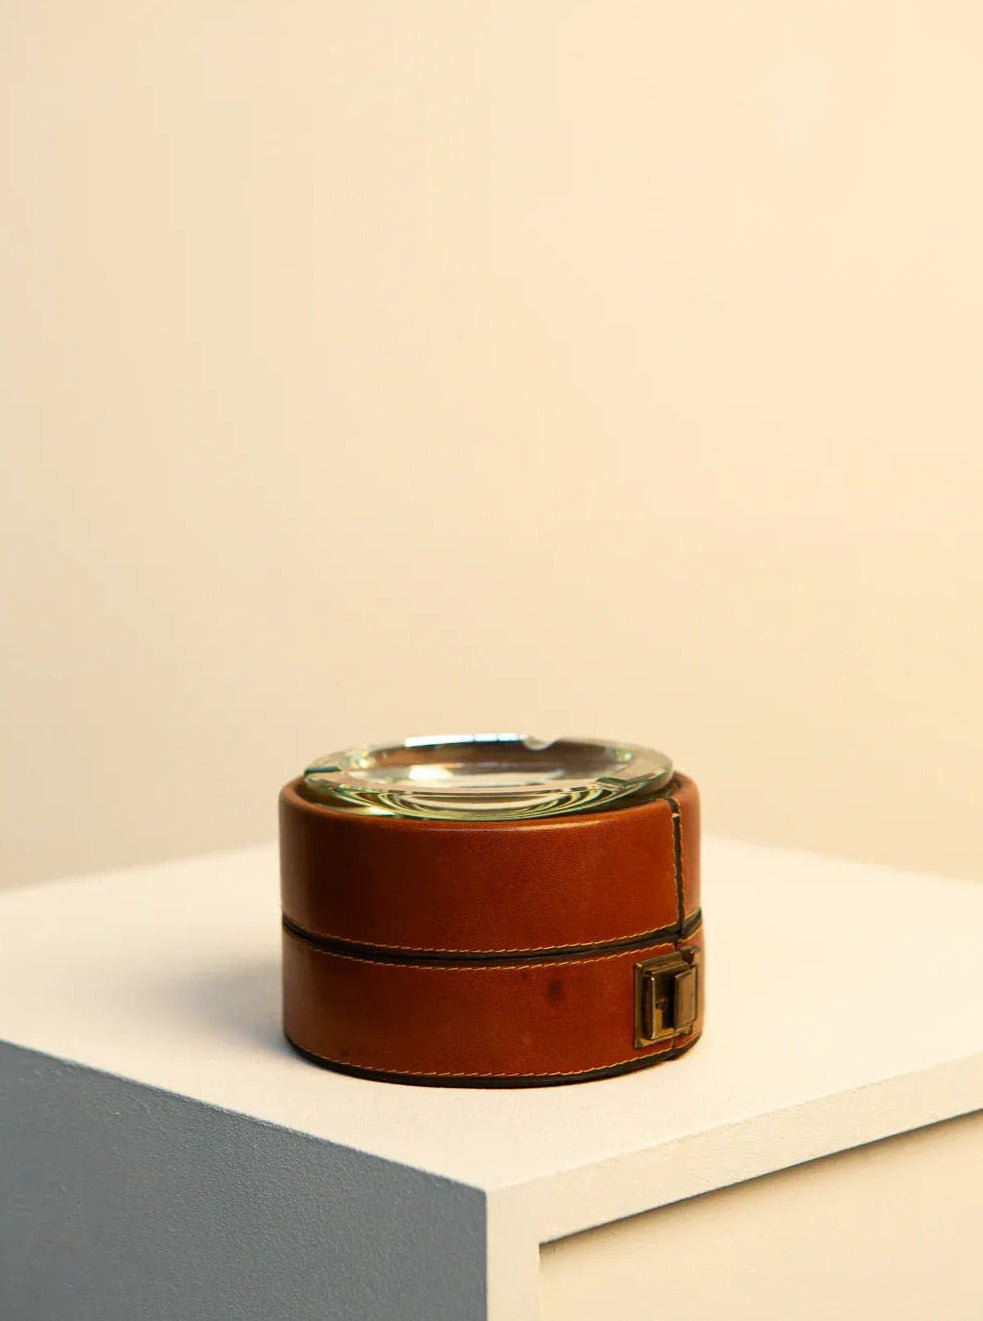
(634, 949), (701, 1047)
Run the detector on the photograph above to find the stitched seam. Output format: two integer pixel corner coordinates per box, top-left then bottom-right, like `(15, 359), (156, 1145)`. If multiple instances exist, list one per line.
(284, 927), (667, 954)
(667, 795), (684, 932)
(288, 1035), (698, 1079)
(678, 792), (691, 908)
(283, 925), (706, 972)
(282, 909), (702, 957)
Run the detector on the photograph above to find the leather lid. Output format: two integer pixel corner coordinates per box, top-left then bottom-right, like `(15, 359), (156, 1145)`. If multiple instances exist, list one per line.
(279, 773), (700, 956)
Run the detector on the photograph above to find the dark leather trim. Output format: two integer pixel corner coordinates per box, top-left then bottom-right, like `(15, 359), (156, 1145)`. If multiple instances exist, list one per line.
(282, 909), (703, 966)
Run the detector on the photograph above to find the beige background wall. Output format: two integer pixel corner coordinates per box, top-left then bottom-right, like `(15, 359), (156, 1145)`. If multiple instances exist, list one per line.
(2, 1), (981, 889)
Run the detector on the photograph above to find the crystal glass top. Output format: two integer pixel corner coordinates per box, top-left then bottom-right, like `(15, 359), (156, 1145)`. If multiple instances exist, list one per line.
(301, 734), (673, 821)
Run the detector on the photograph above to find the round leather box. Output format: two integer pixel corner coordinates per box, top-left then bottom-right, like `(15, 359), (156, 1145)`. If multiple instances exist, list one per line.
(279, 739), (703, 1087)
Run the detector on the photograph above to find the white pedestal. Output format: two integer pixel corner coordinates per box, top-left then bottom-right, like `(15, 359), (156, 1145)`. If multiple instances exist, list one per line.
(2, 838), (981, 1320)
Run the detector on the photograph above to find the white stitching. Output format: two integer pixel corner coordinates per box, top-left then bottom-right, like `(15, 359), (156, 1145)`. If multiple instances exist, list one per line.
(288, 1033), (701, 1079)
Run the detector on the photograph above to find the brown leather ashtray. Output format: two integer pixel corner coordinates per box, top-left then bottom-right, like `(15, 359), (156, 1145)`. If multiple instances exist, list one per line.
(279, 734), (703, 1087)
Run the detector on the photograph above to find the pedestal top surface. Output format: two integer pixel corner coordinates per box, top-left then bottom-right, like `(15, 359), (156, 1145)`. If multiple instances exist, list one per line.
(2, 837), (981, 1219)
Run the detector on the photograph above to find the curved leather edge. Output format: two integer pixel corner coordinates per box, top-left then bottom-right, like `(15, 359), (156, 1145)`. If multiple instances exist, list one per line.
(284, 1033), (702, 1089)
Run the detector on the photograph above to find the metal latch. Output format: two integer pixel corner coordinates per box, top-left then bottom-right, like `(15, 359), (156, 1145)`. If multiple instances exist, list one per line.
(634, 949), (701, 1047)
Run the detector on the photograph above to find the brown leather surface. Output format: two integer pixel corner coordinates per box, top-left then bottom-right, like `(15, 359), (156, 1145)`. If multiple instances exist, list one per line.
(280, 774), (700, 954)
(283, 922), (704, 1082)
(279, 770), (704, 1085)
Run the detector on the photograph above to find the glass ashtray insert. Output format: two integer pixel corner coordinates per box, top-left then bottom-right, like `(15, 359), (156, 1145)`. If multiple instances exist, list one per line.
(302, 734), (673, 821)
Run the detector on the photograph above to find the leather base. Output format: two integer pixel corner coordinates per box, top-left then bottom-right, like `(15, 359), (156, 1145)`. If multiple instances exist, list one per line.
(281, 919), (704, 1084)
